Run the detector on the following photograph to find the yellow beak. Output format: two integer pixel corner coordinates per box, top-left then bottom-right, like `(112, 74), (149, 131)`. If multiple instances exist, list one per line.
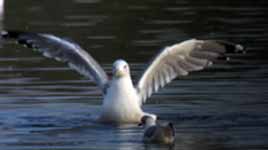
(115, 70), (125, 78)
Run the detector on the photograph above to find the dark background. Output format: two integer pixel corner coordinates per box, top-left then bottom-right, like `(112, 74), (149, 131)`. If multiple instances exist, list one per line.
(0, 0), (267, 150)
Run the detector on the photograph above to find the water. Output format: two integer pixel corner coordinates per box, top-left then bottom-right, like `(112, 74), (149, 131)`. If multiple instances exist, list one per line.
(0, 0), (267, 149)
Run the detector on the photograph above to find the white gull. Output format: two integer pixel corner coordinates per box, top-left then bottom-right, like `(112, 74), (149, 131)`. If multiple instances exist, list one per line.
(1, 31), (244, 124)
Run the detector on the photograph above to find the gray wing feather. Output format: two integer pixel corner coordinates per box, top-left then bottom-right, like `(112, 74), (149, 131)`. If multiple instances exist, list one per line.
(2, 31), (109, 93)
(136, 39), (244, 103)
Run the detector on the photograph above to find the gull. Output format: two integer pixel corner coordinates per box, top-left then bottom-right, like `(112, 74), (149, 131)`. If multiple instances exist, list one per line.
(1, 31), (244, 124)
(139, 115), (175, 144)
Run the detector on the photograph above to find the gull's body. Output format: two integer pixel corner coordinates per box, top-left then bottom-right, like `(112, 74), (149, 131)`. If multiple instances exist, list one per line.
(99, 73), (144, 123)
(1, 31), (244, 124)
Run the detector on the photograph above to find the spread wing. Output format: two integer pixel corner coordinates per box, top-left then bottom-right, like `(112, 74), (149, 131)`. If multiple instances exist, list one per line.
(1, 31), (109, 93)
(136, 39), (244, 104)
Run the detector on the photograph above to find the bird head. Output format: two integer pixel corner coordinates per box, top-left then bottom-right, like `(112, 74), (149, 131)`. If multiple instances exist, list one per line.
(112, 59), (130, 78)
(139, 115), (157, 127)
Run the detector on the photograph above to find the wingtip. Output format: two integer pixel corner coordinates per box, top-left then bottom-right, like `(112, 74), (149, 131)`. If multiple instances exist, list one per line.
(0, 30), (10, 39)
(235, 44), (246, 54)
(0, 30), (7, 36)
(0, 30), (37, 49)
(215, 40), (245, 54)
(235, 44), (243, 50)
(0, 30), (24, 39)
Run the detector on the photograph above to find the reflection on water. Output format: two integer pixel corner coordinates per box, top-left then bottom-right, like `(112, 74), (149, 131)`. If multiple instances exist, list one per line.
(0, 0), (267, 150)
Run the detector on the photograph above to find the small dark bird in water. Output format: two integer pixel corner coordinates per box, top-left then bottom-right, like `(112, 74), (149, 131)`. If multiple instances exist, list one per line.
(139, 115), (175, 144)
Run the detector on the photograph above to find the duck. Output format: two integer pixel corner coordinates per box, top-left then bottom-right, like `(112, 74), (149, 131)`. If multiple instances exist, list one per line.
(1, 30), (244, 124)
(139, 115), (175, 144)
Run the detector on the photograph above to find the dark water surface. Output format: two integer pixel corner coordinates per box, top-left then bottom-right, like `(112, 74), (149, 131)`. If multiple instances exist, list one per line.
(0, 0), (267, 149)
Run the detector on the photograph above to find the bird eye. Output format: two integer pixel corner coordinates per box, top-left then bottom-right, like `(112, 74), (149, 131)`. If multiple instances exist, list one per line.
(123, 65), (128, 69)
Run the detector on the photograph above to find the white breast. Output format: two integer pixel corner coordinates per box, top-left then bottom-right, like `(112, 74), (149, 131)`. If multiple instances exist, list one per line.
(99, 76), (143, 124)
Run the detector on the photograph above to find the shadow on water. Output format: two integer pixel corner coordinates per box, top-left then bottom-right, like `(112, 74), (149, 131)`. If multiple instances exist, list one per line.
(0, 0), (267, 150)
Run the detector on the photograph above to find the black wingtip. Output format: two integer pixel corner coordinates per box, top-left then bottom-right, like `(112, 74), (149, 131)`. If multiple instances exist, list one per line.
(214, 40), (246, 61)
(1, 30), (37, 49)
(216, 40), (246, 54)
(1, 30), (26, 39)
